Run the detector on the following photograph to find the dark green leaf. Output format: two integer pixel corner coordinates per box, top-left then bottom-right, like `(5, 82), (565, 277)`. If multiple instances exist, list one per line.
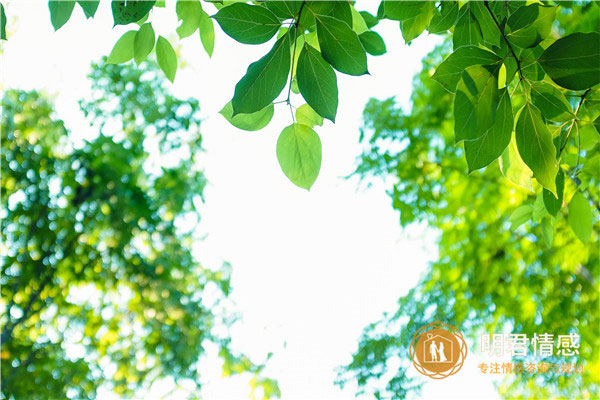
(264, 1), (302, 20)
(106, 30), (136, 64)
(382, 1), (422, 21)
(315, 15), (368, 76)
(231, 30), (292, 115)
(359, 31), (387, 56)
(453, 6), (482, 50)
(515, 103), (558, 194)
(530, 82), (573, 122)
(134, 23), (154, 65)
(568, 192), (593, 243)
(432, 46), (501, 93)
(359, 11), (379, 29)
(77, 1), (100, 19)
(308, 1), (352, 27)
(538, 32), (600, 91)
(213, 3), (281, 45)
(219, 102), (274, 131)
(454, 65), (499, 142)
(428, 1), (458, 34)
(506, 4), (556, 48)
(276, 123), (322, 190)
(464, 88), (513, 172)
(49, 1), (75, 31)
(543, 168), (564, 216)
(112, 0), (155, 26)
(1, 3), (6, 40)
(156, 36), (177, 83)
(297, 44), (338, 122)
(470, 1), (500, 46)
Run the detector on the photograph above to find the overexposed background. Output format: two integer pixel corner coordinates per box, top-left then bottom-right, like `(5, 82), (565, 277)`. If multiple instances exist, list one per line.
(2, 1), (501, 398)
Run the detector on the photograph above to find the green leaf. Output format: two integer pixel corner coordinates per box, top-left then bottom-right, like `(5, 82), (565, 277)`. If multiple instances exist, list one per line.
(530, 82), (573, 122)
(309, 1), (352, 27)
(594, 115), (600, 136)
(107, 30), (136, 64)
(464, 88), (513, 172)
(1, 4), (6, 40)
(156, 36), (177, 83)
(382, 1), (422, 21)
(231, 30), (291, 115)
(470, 1), (500, 46)
(510, 204), (533, 229)
(541, 218), (553, 247)
(176, 0), (202, 39)
(532, 192), (548, 222)
(515, 103), (558, 194)
(500, 134), (534, 192)
(428, 1), (458, 34)
(432, 46), (501, 93)
(453, 6), (482, 50)
(399, 2), (434, 43)
(359, 31), (387, 56)
(276, 123), (322, 190)
(314, 14), (368, 76)
(296, 104), (324, 128)
(219, 102), (274, 131)
(543, 168), (564, 216)
(213, 3), (281, 45)
(297, 44), (338, 122)
(454, 65), (499, 142)
(199, 10), (215, 57)
(112, 0), (155, 26)
(77, 1), (100, 19)
(134, 23), (155, 65)
(264, 1), (302, 20)
(49, 1), (75, 31)
(506, 4), (555, 49)
(351, 7), (369, 35)
(538, 32), (600, 91)
(359, 11), (379, 29)
(568, 192), (593, 243)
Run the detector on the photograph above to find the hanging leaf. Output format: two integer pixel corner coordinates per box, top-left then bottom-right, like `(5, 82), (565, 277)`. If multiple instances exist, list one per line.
(568, 192), (593, 243)
(538, 32), (600, 91)
(0, 3), (7, 40)
(399, 2), (435, 43)
(49, 1), (75, 31)
(541, 218), (553, 247)
(213, 3), (281, 45)
(454, 65), (499, 142)
(464, 88), (513, 172)
(264, 1), (302, 20)
(510, 205), (533, 229)
(515, 103), (558, 194)
(543, 168), (564, 216)
(134, 23), (155, 65)
(470, 1), (500, 46)
(106, 30), (136, 64)
(231, 30), (292, 115)
(453, 6), (482, 50)
(176, 0), (202, 39)
(156, 36), (177, 83)
(276, 123), (322, 190)
(219, 102), (274, 131)
(77, 0), (100, 19)
(314, 14), (368, 76)
(359, 31), (387, 56)
(432, 46), (501, 93)
(500, 134), (534, 192)
(296, 104), (324, 128)
(297, 44), (338, 122)
(199, 10), (215, 57)
(112, 0), (156, 26)
(428, 1), (459, 34)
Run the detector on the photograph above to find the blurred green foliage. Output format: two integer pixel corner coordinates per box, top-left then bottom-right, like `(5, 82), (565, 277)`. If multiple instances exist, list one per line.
(1, 60), (278, 399)
(336, 4), (599, 399)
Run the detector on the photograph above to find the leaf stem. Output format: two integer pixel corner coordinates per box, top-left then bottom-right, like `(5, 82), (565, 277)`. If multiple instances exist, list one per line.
(559, 88), (590, 157)
(484, 1), (525, 83)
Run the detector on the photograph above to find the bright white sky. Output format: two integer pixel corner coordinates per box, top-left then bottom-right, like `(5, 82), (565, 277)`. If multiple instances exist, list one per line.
(2, 1), (502, 399)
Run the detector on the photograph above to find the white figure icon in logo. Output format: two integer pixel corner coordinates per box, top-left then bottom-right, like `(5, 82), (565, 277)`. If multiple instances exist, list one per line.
(424, 334), (452, 363)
